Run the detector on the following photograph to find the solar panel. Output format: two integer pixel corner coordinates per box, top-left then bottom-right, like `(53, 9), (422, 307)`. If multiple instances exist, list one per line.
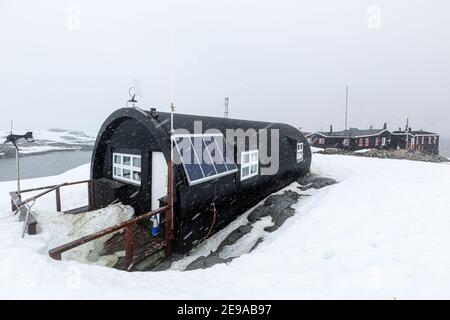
(204, 136), (227, 174)
(173, 134), (238, 185)
(212, 135), (238, 171)
(174, 137), (204, 182)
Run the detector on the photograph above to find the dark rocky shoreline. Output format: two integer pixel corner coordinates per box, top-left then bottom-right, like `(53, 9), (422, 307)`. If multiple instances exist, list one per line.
(316, 148), (449, 163)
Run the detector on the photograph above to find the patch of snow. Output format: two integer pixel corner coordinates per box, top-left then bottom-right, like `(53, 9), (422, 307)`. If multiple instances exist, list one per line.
(34, 204), (134, 267)
(310, 146), (324, 153)
(353, 148), (372, 153)
(19, 146), (82, 154)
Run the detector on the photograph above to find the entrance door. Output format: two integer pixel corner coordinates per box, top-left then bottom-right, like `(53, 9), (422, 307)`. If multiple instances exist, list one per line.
(151, 152), (168, 210)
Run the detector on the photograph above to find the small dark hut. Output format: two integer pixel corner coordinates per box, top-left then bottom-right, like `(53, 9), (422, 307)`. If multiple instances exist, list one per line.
(90, 107), (311, 253)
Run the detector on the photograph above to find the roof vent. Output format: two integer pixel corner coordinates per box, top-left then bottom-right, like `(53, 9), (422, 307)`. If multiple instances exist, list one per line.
(149, 108), (159, 119)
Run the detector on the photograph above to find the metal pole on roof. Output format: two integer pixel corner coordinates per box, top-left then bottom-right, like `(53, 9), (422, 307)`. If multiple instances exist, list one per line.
(345, 85), (349, 130)
(224, 97), (229, 118)
(166, 102), (175, 258)
(170, 102), (175, 160)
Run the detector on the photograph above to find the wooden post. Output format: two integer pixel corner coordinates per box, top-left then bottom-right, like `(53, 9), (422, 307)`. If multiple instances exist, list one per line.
(55, 187), (61, 212)
(165, 160), (175, 257)
(11, 198), (18, 212)
(88, 180), (94, 210)
(49, 251), (62, 261)
(125, 225), (134, 271)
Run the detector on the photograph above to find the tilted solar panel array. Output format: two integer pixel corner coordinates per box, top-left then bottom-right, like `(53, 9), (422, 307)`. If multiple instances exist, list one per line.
(174, 134), (238, 185)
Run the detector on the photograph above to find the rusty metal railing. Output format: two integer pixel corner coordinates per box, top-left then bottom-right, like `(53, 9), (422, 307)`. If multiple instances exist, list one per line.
(48, 205), (169, 271)
(13, 160), (176, 270)
(17, 179), (94, 213)
(10, 180), (94, 235)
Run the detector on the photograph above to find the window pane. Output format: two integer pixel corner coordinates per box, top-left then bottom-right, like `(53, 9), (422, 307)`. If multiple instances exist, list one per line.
(133, 171), (141, 181)
(123, 169), (131, 178)
(123, 156), (131, 166)
(251, 152), (258, 162)
(243, 154), (250, 164)
(133, 157), (141, 168)
(242, 166), (250, 177)
(114, 167), (121, 176)
(250, 164), (257, 174)
(114, 155), (121, 164)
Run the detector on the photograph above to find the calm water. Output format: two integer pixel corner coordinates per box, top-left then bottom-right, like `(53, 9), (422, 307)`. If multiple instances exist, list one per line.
(0, 151), (92, 182)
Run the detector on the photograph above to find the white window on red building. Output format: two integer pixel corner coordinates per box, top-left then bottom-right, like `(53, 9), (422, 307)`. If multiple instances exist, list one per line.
(421, 137), (425, 145)
(307, 138), (312, 144)
(365, 138), (370, 147)
(381, 137), (386, 146)
(343, 138), (350, 146)
(429, 137), (432, 144)
(358, 138), (363, 147)
(319, 138), (325, 145)
(375, 137), (380, 146)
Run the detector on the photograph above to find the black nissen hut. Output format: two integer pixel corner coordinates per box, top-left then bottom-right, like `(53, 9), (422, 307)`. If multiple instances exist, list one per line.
(91, 107), (311, 252)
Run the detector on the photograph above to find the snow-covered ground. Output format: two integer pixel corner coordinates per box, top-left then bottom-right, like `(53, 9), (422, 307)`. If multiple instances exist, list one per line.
(1, 154), (450, 299)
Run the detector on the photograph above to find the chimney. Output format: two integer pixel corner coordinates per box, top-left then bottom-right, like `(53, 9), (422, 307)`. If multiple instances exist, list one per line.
(149, 107), (159, 119)
(408, 127), (412, 133)
(329, 125), (333, 133)
(383, 122), (387, 130)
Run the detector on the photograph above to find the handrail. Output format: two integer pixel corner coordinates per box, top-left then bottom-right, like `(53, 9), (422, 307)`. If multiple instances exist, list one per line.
(19, 179), (91, 194)
(10, 179), (94, 236)
(49, 205), (169, 271)
(15, 183), (69, 207)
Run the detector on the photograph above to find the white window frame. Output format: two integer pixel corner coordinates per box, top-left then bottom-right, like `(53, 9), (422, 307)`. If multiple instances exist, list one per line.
(343, 138), (350, 147)
(112, 152), (142, 186)
(381, 137), (386, 146)
(240, 150), (259, 181)
(296, 142), (304, 162)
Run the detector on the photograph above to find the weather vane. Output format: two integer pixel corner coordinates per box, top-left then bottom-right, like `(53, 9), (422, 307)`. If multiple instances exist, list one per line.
(126, 87), (138, 107)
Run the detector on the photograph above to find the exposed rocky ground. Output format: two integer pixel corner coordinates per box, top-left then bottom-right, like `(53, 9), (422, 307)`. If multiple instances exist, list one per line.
(150, 174), (337, 272)
(317, 148), (449, 163)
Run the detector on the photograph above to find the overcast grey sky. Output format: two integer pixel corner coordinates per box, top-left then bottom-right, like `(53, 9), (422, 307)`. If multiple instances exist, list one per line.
(0, 0), (449, 135)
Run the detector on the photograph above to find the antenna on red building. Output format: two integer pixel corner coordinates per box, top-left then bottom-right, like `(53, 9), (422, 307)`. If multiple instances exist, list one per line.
(344, 85), (349, 130)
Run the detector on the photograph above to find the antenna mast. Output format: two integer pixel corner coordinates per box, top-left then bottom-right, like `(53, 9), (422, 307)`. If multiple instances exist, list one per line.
(224, 97), (229, 118)
(345, 85), (349, 130)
